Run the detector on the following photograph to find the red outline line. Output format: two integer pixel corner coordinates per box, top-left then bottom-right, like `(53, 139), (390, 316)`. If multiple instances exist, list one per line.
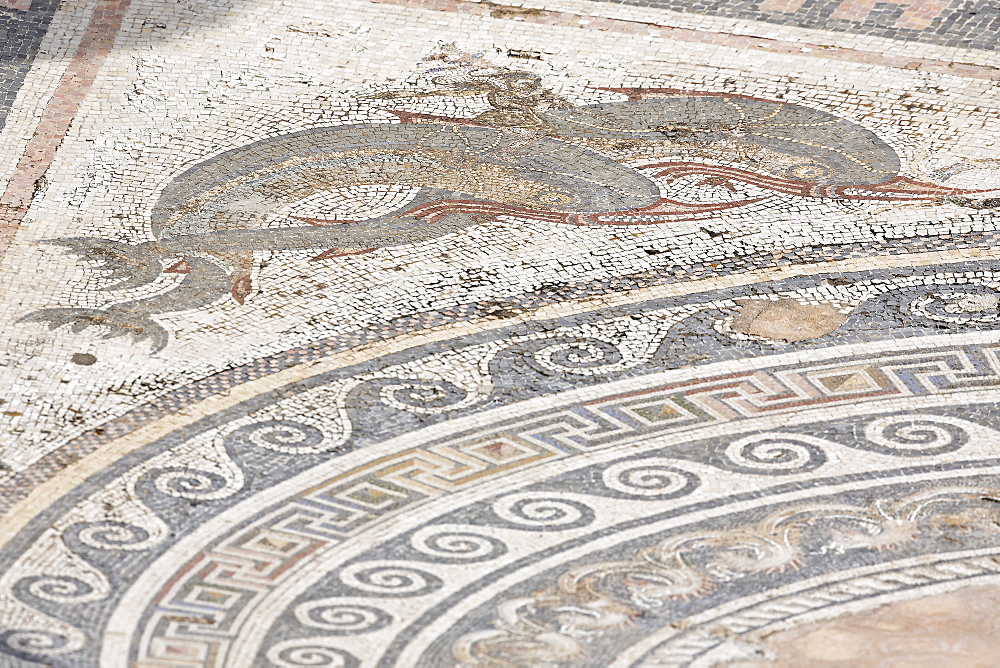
(0, 0), (133, 258)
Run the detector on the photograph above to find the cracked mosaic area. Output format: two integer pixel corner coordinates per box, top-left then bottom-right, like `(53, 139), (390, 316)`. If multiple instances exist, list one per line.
(1, 0), (1000, 666)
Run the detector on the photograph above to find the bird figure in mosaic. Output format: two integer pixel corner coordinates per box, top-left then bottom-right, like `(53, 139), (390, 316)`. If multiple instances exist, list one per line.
(21, 66), (993, 352)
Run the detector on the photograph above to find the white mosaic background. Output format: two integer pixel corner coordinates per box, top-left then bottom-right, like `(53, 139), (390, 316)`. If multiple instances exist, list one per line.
(1, 0), (999, 469)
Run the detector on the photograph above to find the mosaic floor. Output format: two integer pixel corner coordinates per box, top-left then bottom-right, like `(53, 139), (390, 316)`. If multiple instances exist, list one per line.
(2, 0), (1000, 665)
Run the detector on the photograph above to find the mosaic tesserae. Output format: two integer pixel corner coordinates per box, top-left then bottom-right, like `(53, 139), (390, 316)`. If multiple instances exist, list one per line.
(2, 0), (1000, 666)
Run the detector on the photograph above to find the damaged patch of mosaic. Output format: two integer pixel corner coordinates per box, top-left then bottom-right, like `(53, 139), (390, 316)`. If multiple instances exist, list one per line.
(1, 1), (1000, 666)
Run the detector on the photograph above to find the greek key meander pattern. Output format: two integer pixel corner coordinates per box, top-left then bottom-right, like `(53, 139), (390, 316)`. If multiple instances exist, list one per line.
(3, 332), (1000, 666)
(147, 436), (1000, 666)
(4, 0), (1000, 666)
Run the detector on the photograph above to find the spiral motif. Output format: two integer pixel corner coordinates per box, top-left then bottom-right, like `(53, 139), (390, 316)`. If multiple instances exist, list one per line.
(908, 288), (1000, 325)
(294, 601), (392, 634)
(863, 415), (968, 456)
(338, 563), (442, 596)
(492, 493), (595, 530)
(224, 420), (327, 454)
(377, 378), (479, 414)
(785, 162), (831, 181)
(531, 338), (625, 375)
(151, 467), (236, 500)
(409, 525), (507, 562)
(266, 639), (360, 667)
(601, 459), (700, 498)
(0, 630), (70, 657)
(16, 576), (95, 604)
(71, 521), (151, 551)
(718, 433), (827, 475)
